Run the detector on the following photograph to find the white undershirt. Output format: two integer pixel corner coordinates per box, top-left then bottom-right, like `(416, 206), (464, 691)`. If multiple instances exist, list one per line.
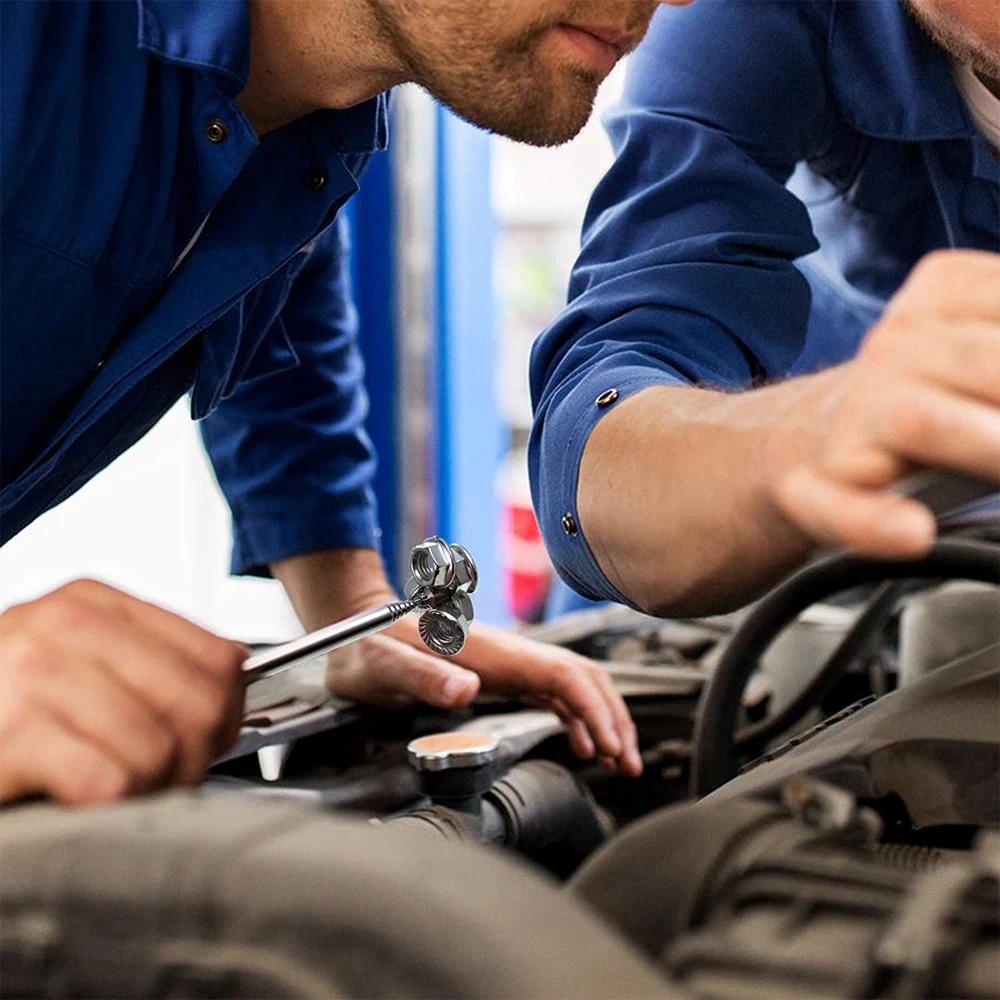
(169, 211), (212, 277)
(951, 59), (1000, 150)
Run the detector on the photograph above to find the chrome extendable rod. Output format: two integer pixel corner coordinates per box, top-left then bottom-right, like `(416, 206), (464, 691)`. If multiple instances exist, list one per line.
(242, 598), (423, 684)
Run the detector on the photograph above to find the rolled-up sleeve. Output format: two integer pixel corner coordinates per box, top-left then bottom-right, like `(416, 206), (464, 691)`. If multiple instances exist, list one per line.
(200, 213), (379, 576)
(528, 0), (840, 604)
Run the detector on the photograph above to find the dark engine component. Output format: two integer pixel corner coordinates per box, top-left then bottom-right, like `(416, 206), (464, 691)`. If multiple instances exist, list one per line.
(708, 643), (1000, 831)
(571, 789), (1000, 999)
(691, 539), (1000, 796)
(394, 760), (610, 878)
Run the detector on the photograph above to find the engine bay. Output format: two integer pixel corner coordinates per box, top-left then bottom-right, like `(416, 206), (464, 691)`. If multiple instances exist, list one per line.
(204, 531), (1000, 999)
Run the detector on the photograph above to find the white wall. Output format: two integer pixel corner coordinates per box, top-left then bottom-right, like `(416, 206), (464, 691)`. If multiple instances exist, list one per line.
(0, 400), (300, 643)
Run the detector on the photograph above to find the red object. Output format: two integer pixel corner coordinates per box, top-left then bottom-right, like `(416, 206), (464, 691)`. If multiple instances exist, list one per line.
(503, 499), (553, 622)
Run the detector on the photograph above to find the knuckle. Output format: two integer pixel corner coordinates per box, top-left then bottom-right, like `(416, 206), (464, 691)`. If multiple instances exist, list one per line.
(862, 314), (912, 365)
(773, 465), (807, 513)
(134, 721), (177, 775)
(205, 641), (244, 682)
(184, 681), (229, 736)
(955, 335), (1000, 391)
(913, 249), (960, 286)
(0, 691), (33, 741)
(32, 591), (95, 634)
(4, 636), (63, 683)
(59, 578), (108, 603)
(68, 756), (130, 804)
(884, 396), (934, 450)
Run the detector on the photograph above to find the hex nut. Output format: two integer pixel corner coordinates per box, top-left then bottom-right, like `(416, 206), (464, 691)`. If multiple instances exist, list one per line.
(418, 593), (474, 656)
(449, 544), (479, 595)
(446, 591), (475, 624)
(410, 537), (456, 590)
(403, 575), (432, 606)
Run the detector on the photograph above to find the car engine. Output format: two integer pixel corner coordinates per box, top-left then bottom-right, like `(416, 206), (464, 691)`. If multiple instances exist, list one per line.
(202, 513), (999, 999)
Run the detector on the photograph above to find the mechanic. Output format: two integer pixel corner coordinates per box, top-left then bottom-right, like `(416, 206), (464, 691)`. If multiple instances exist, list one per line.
(0, 0), (682, 807)
(531, 0), (1000, 618)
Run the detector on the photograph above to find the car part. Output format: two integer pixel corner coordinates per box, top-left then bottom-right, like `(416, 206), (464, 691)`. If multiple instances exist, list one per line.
(706, 643), (1000, 828)
(572, 785), (999, 999)
(690, 539), (1000, 795)
(394, 758), (611, 878)
(0, 792), (674, 1000)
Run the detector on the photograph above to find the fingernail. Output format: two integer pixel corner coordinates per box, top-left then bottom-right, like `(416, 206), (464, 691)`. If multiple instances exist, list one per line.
(905, 507), (936, 545)
(442, 671), (478, 703)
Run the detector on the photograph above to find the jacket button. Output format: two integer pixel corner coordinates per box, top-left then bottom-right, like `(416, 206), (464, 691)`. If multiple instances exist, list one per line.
(204, 118), (229, 144)
(561, 513), (578, 536)
(595, 388), (619, 408)
(306, 168), (328, 192)
(92, 357), (107, 375)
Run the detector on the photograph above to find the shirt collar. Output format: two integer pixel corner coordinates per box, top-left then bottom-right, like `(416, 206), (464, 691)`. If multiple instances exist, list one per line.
(136, 0), (250, 95)
(136, 0), (389, 153)
(316, 94), (390, 154)
(829, 0), (974, 142)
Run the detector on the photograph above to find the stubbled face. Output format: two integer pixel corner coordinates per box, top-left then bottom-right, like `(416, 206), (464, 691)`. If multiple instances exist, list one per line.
(905, 0), (1000, 79)
(365, 0), (666, 145)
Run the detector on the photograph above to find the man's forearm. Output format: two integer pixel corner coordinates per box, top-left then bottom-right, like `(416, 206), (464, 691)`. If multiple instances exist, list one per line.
(271, 546), (395, 632)
(577, 371), (840, 617)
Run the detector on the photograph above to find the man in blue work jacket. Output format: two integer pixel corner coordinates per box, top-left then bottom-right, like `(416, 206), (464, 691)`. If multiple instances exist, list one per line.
(0, 0), (686, 806)
(531, 0), (1000, 618)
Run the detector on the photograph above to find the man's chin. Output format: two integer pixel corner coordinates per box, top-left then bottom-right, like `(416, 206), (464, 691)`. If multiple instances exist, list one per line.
(492, 114), (590, 148)
(446, 91), (597, 147)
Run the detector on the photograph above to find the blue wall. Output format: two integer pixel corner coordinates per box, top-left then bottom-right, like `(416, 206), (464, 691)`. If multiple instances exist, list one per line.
(434, 109), (505, 624)
(344, 150), (400, 584)
(347, 107), (504, 623)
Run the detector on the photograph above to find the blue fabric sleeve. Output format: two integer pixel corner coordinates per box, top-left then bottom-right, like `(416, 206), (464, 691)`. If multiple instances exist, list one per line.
(528, 0), (841, 605)
(200, 213), (379, 576)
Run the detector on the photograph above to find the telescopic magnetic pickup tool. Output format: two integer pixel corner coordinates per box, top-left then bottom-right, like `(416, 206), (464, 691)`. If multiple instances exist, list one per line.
(241, 537), (478, 685)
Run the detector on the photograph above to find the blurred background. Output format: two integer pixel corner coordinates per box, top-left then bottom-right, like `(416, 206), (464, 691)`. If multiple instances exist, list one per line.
(0, 68), (626, 641)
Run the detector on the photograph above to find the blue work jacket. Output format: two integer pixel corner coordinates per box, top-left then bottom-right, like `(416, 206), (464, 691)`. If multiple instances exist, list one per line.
(1, 0), (386, 574)
(530, 0), (1000, 607)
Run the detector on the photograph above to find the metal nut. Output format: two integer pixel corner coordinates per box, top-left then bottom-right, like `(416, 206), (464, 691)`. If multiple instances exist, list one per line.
(448, 544), (478, 595)
(418, 592), (474, 656)
(403, 575), (433, 607)
(410, 537), (457, 590)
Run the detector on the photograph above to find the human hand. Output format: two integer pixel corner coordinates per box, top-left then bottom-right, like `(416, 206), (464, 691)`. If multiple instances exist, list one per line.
(0, 580), (246, 806)
(271, 546), (641, 776)
(326, 612), (643, 777)
(773, 250), (1000, 557)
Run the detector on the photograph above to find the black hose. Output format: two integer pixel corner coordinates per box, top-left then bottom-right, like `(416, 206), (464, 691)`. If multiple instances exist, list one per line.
(732, 580), (905, 755)
(690, 540), (1000, 797)
(392, 760), (609, 877)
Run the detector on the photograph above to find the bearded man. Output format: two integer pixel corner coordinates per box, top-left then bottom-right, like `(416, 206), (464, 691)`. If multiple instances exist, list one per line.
(0, 0), (684, 806)
(0, 2), (687, 994)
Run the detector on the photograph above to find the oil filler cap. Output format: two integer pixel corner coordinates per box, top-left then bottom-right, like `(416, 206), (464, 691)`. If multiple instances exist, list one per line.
(407, 732), (499, 772)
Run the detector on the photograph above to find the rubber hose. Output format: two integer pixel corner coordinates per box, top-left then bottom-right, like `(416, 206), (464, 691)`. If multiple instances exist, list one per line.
(690, 540), (1000, 796)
